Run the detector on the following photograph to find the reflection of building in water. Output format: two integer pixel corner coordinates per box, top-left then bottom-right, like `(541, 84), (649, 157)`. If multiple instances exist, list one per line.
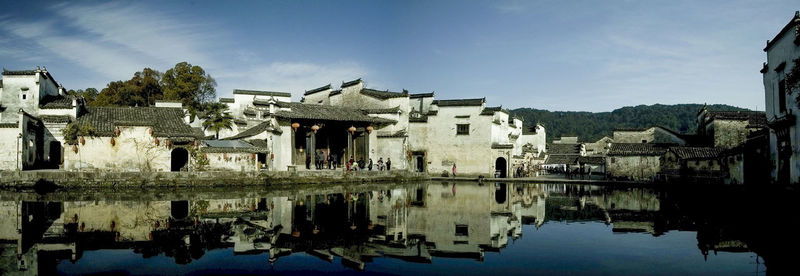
(0, 182), (781, 273)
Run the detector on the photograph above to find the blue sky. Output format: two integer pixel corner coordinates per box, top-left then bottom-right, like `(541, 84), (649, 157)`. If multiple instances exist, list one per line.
(0, 0), (796, 112)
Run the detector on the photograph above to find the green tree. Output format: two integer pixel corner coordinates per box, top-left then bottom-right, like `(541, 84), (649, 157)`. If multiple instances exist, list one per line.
(201, 102), (233, 139)
(66, 88), (99, 103)
(92, 68), (163, 107)
(161, 62), (216, 110)
(62, 122), (97, 145)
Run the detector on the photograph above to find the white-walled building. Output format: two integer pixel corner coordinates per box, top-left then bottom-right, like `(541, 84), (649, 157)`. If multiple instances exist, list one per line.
(762, 11), (800, 186)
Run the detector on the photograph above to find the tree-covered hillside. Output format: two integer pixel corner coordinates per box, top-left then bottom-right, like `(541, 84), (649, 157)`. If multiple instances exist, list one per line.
(511, 104), (748, 142)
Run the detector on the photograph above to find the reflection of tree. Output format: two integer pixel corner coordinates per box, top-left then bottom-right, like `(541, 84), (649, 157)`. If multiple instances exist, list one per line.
(132, 221), (232, 265)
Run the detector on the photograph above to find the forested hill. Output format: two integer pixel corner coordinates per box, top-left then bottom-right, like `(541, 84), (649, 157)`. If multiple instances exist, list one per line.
(511, 104), (749, 142)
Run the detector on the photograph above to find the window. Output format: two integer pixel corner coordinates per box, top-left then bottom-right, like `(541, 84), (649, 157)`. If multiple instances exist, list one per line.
(779, 79), (787, 113)
(456, 124), (469, 135)
(641, 139), (647, 143)
(455, 224), (469, 236)
(611, 157), (616, 164)
(22, 94), (26, 100)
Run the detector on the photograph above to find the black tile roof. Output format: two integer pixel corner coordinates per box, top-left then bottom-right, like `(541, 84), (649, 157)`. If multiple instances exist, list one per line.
(480, 106), (508, 115)
(74, 107), (201, 138)
(668, 147), (725, 160)
(409, 92), (434, 98)
(247, 139), (269, 148)
(491, 143), (514, 149)
(578, 156), (606, 165)
(433, 98), (485, 107)
(274, 102), (396, 124)
(219, 98), (234, 103)
(544, 154), (579, 165)
(364, 106), (401, 114)
(341, 78), (362, 88)
(707, 111), (766, 122)
(233, 89), (291, 97)
(329, 89), (342, 96)
(0, 122), (18, 128)
(377, 130), (407, 138)
(40, 115), (72, 123)
(225, 121), (282, 140)
(547, 143), (581, 154)
(360, 88), (408, 100)
(304, 84), (332, 95)
(607, 143), (668, 156)
(2, 69), (37, 75)
(39, 94), (73, 109)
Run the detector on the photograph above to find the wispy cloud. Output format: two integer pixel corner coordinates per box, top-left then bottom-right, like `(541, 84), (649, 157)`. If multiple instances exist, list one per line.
(216, 61), (369, 99)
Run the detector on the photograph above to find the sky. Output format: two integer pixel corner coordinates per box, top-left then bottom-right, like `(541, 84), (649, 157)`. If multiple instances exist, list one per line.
(0, 0), (797, 112)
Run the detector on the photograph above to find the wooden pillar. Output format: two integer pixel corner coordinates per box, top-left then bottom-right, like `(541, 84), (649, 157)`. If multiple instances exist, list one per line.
(291, 128), (296, 165)
(347, 131), (353, 161)
(310, 131), (316, 170)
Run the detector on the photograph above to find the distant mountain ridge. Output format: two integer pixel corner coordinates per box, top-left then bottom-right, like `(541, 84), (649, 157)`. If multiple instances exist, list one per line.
(510, 104), (749, 142)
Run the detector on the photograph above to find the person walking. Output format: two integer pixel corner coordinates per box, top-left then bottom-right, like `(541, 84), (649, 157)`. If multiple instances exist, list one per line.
(386, 158), (391, 171)
(452, 163), (457, 177)
(368, 158), (373, 171)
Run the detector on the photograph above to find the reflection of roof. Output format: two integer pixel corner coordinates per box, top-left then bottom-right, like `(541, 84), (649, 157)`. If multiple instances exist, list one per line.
(74, 107), (201, 138)
(225, 121), (282, 140)
(668, 147), (725, 160)
(433, 98), (485, 107)
(40, 94), (74, 109)
(233, 89), (291, 97)
(608, 143), (667, 156)
(274, 102), (396, 124)
(360, 88), (408, 100)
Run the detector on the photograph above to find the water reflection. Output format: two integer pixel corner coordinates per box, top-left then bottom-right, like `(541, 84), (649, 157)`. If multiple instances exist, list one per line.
(0, 182), (792, 275)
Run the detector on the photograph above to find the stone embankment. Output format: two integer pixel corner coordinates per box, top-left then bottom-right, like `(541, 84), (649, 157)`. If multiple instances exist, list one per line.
(0, 170), (429, 188)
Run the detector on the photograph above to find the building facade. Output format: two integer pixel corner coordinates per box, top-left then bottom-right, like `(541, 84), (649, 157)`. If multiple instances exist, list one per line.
(762, 11), (800, 186)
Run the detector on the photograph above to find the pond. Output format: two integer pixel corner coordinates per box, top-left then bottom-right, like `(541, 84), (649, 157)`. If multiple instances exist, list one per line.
(0, 181), (793, 275)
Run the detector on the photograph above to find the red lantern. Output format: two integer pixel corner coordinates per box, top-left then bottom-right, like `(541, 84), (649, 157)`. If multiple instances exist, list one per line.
(80, 136), (85, 145)
(154, 138), (160, 146)
(252, 153), (256, 160)
(72, 145), (78, 153)
(110, 137), (116, 146)
(114, 126), (120, 136)
(348, 126), (356, 134)
(193, 140), (199, 147)
(291, 122), (300, 131)
(311, 124), (320, 133)
(366, 125), (373, 133)
(165, 139), (171, 147)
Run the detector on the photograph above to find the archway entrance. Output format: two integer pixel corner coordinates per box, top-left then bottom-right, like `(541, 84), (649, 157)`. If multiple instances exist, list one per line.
(495, 157), (507, 178)
(416, 156), (424, 172)
(171, 148), (189, 172)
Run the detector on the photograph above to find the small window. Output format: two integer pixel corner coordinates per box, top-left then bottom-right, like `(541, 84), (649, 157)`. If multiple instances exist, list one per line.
(779, 79), (787, 113)
(456, 124), (469, 135)
(611, 157), (616, 164)
(641, 139), (647, 143)
(22, 94), (27, 100)
(455, 224), (468, 236)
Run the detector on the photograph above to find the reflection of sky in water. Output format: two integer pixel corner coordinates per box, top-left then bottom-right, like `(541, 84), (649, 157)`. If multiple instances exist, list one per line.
(57, 222), (758, 275)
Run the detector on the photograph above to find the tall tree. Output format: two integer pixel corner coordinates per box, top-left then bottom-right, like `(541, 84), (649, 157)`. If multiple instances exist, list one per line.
(201, 102), (233, 139)
(92, 68), (162, 107)
(161, 62), (217, 110)
(66, 88), (99, 103)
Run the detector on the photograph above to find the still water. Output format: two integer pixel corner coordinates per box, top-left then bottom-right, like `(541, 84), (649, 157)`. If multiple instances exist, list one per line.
(0, 182), (793, 275)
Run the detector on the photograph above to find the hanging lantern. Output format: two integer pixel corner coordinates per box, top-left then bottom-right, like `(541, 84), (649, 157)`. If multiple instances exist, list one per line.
(72, 145), (78, 153)
(110, 137), (116, 146)
(291, 122), (300, 131)
(165, 139), (171, 147)
(193, 140), (199, 147)
(223, 153), (228, 160)
(366, 125), (373, 133)
(252, 153), (257, 160)
(311, 124), (320, 133)
(154, 138), (160, 146)
(114, 126), (120, 136)
(148, 127), (154, 136)
(348, 125), (356, 134)
(79, 136), (85, 145)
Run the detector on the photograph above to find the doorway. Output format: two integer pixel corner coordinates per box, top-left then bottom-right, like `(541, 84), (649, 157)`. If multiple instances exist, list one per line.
(495, 157), (507, 178)
(171, 148), (189, 172)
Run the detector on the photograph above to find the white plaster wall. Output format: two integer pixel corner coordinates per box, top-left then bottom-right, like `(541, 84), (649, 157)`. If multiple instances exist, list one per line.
(373, 136), (406, 170)
(0, 127), (20, 170)
(0, 75), (38, 122)
(613, 129), (655, 143)
(425, 105), (496, 176)
(63, 126), (172, 172)
(764, 22), (800, 185)
(606, 155), (661, 180)
(274, 125), (293, 170)
(303, 90), (331, 105)
(205, 152), (259, 171)
(0, 201), (20, 240)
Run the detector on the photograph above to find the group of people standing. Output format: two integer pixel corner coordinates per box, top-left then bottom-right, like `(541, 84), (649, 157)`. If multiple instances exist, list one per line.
(346, 156), (391, 171)
(305, 149), (392, 172)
